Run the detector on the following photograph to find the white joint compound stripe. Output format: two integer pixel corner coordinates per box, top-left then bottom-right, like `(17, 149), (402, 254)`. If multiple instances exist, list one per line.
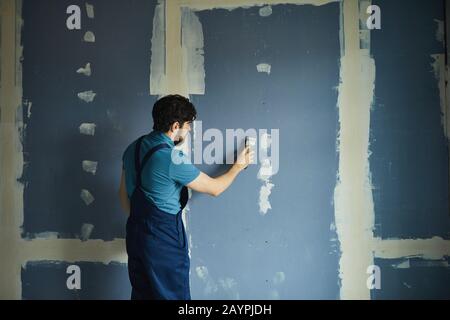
(334, 0), (375, 300)
(80, 223), (94, 241)
(373, 237), (450, 260)
(181, 7), (205, 95)
(0, 0), (25, 299)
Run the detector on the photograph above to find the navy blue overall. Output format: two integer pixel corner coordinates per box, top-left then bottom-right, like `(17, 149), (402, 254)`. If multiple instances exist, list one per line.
(126, 136), (190, 300)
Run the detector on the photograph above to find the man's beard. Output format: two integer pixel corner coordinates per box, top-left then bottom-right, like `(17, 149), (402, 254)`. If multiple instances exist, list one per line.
(174, 135), (184, 146)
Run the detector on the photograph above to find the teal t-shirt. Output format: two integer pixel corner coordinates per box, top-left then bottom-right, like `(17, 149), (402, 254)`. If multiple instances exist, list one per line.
(122, 131), (200, 215)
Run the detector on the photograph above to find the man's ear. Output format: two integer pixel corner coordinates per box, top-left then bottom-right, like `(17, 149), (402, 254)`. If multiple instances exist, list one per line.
(170, 122), (180, 132)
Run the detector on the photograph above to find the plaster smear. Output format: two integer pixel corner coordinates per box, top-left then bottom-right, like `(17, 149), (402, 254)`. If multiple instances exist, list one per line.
(149, 0), (167, 95)
(78, 90), (96, 103)
(24, 100), (32, 118)
(269, 289), (280, 299)
(82, 160), (98, 175)
(403, 282), (412, 289)
(76, 63), (91, 77)
(333, 0), (376, 299)
(181, 8), (205, 95)
(392, 259), (410, 269)
(358, 0), (371, 50)
(86, 3), (94, 19)
(393, 258), (449, 269)
(273, 271), (285, 285)
(257, 63), (271, 75)
(79, 123), (96, 136)
(431, 54), (449, 139)
(179, 0), (339, 11)
(218, 277), (240, 299)
(32, 232), (60, 239)
(195, 266), (218, 295)
(373, 237), (450, 260)
(0, 0), (26, 299)
(259, 5), (272, 17)
(80, 223), (94, 241)
(258, 133), (275, 215)
(434, 19), (444, 43)
(80, 189), (94, 206)
(83, 31), (95, 43)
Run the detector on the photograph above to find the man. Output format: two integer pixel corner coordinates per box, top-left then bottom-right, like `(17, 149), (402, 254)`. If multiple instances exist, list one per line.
(118, 94), (253, 300)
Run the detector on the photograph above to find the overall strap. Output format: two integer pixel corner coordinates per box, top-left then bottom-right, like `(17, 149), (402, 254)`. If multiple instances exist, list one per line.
(135, 138), (171, 187)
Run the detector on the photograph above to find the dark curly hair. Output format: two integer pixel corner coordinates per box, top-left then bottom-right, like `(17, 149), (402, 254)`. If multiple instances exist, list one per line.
(152, 95), (197, 132)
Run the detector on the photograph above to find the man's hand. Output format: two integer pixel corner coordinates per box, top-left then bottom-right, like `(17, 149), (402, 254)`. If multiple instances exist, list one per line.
(232, 146), (255, 172)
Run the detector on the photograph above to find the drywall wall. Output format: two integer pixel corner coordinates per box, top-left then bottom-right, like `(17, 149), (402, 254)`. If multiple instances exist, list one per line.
(0, 0), (449, 300)
(186, 3), (341, 299)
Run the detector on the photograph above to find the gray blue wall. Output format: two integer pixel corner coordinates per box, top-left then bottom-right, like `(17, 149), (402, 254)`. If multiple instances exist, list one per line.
(3, 0), (449, 299)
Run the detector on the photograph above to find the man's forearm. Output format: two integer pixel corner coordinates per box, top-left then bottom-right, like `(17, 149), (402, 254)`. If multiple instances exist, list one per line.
(212, 165), (241, 196)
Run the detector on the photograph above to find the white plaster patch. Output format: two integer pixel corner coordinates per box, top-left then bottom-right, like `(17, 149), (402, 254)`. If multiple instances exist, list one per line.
(82, 160), (98, 175)
(26, 101), (32, 118)
(80, 189), (95, 206)
(76, 63), (91, 77)
(218, 277), (240, 299)
(195, 266), (218, 295)
(257, 63), (271, 75)
(80, 223), (94, 241)
(392, 259), (410, 269)
(79, 123), (96, 136)
(258, 158), (273, 181)
(259, 180), (274, 215)
(182, 0), (339, 11)
(77, 90), (96, 103)
(83, 31), (95, 43)
(273, 271), (285, 285)
(259, 5), (272, 17)
(33, 232), (60, 239)
(86, 3), (94, 19)
(196, 265), (208, 280)
(257, 133), (275, 215)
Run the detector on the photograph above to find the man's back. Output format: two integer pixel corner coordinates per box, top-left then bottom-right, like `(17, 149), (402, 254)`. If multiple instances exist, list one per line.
(122, 131), (199, 215)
